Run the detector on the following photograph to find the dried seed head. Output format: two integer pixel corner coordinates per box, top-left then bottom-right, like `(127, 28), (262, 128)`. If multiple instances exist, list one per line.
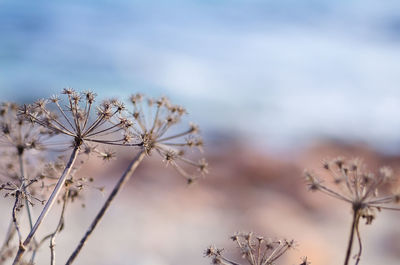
(20, 89), (133, 149)
(126, 94), (207, 183)
(322, 160), (330, 170)
(206, 233), (301, 265)
(62, 88), (75, 95)
(304, 170), (321, 191)
(97, 148), (116, 161)
(84, 90), (96, 104)
(306, 156), (400, 226)
(0, 102), (51, 154)
(334, 156), (344, 169)
(130, 93), (143, 105)
(204, 246), (221, 257)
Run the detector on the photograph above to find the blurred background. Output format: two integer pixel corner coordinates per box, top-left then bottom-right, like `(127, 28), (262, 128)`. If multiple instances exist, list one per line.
(1, 0), (400, 264)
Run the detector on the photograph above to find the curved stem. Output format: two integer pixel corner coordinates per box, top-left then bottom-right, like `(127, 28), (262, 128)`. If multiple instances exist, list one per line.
(65, 149), (146, 265)
(12, 146), (79, 265)
(344, 209), (359, 265)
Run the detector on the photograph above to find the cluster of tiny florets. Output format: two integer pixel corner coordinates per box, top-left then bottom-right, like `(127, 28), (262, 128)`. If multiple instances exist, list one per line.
(0, 102), (52, 154)
(305, 157), (400, 224)
(205, 232), (303, 265)
(127, 93), (207, 183)
(20, 88), (131, 150)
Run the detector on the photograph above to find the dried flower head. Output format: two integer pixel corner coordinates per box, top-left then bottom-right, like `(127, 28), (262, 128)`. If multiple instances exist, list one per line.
(0, 179), (43, 205)
(0, 102), (52, 154)
(305, 157), (400, 221)
(205, 232), (302, 265)
(127, 94), (207, 183)
(0, 103), (54, 257)
(61, 93), (207, 265)
(305, 157), (400, 265)
(20, 89), (130, 150)
(0, 154), (66, 207)
(95, 148), (116, 161)
(10, 88), (134, 264)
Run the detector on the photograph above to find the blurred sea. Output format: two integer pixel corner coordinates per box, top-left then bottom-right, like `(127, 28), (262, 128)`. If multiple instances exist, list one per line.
(1, 0), (400, 152)
(2, 3), (400, 265)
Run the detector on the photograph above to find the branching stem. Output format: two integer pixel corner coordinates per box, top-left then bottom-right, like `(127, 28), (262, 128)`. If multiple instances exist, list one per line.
(12, 146), (79, 265)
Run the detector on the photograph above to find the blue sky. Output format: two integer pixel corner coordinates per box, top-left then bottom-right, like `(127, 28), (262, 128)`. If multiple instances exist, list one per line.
(1, 0), (400, 152)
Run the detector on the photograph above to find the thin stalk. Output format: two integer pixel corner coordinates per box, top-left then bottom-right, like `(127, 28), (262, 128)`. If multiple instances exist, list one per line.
(54, 102), (76, 133)
(263, 244), (283, 264)
(149, 105), (160, 133)
(344, 209), (359, 265)
(84, 122), (121, 137)
(219, 256), (241, 265)
(235, 240), (253, 265)
(12, 192), (22, 246)
(0, 153), (31, 262)
(83, 113), (107, 136)
(269, 244), (289, 263)
(12, 146), (79, 265)
(256, 240), (261, 265)
(354, 216), (362, 265)
(50, 190), (69, 265)
(65, 149), (146, 265)
(82, 102), (92, 131)
(245, 238), (257, 265)
(157, 129), (192, 142)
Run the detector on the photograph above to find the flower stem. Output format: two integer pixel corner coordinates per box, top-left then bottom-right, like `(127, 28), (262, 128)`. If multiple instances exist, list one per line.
(65, 149), (145, 265)
(344, 209), (359, 265)
(12, 146), (79, 265)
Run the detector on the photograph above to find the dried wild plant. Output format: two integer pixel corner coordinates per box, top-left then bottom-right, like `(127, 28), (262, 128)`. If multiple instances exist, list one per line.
(305, 157), (400, 265)
(4, 161), (94, 265)
(0, 102), (53, 264)
(0, 89), (207, 265)
(205, 232), (309, 265)
(126, 94), (207, 182)
(65, 93), (207, 264)
(4, 88), (399, 265)
(12, 89), (131, 264)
